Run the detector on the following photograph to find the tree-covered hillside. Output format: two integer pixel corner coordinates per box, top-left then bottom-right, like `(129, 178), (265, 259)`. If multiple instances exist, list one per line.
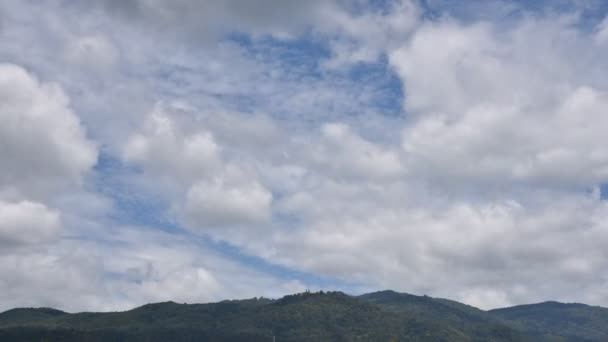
(489, 301), (608, 341)
(1, 291), (607, 341)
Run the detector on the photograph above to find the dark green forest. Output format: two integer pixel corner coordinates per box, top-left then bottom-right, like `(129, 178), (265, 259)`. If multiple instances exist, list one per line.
(1, 290), (607, 341)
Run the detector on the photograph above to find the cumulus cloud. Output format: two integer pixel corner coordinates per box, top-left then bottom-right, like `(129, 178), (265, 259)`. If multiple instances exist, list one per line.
(123, 104), (274, 233)
(0, 63), (97, 252)
(320, 0), (420, 68)
(0, 201), (61, 248)
(0, 63), (97, 201)
(251, 187), (608, 309)
(312, 122), (404, 181)
(392, 18), (608, 188)
(123, 104), (222, 183)
(182, 179), (272, 229)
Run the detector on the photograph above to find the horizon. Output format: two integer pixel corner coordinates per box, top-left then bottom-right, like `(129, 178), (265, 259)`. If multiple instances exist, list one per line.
(2, 0), (608, 314)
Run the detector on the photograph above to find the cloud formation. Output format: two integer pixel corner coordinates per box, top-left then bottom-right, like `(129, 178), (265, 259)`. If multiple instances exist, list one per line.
(0, 63), (97, 254)
(0, 201), (60, 247)
(2, 0), (608, 312)
(0, 63), (97, 200)
(394, 18), (608, 188)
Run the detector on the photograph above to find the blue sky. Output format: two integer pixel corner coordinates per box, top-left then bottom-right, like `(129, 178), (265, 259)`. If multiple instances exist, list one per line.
(93, 151), (360, 292)
(1, 0), (608, 312)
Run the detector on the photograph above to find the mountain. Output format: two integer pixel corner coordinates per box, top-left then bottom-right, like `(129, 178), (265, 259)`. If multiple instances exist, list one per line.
(489, 301), (608, 341)
(0, 308), (67, 327)
(0, 291), (607, 341)
(359, 290), (522, 341)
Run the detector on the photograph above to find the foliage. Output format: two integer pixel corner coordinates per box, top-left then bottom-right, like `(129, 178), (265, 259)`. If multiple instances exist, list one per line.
(0, 291), (607, 341)
(490, 301), (608, 341)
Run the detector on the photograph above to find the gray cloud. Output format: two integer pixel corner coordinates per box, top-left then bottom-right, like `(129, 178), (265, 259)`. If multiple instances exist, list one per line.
(97, 0), (329, 40)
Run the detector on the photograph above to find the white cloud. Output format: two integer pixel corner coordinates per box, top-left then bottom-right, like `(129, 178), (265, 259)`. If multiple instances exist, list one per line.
(0, 200), (61, 247)
(0, 63), (98, 201)
(255, 187), (608, 309)
(123, 104), (222, 184)
(181, 178), (272, 229)
(313, 122), (404, 181)
(0, 227), (308, 312)
(123, 104), (274, 233)
(320, 0), (420, 68)
(392, 18), (608, 187)
(458, 288), (511, 310)
(0, 64), (97, 251)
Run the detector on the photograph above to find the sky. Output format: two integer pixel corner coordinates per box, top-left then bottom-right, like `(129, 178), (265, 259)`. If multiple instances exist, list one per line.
(1, 0), (608, 312)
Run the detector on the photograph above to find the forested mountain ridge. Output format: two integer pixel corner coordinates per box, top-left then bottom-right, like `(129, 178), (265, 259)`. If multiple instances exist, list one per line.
(1, 290), (607, 341)
(489, 301), (608, 341)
